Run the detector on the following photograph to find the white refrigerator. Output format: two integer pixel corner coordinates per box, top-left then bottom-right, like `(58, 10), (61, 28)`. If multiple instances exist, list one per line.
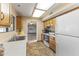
(55, 9), (79, 56)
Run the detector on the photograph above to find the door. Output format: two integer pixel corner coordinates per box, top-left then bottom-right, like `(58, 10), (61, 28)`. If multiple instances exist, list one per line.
(28, 23), (37, 42)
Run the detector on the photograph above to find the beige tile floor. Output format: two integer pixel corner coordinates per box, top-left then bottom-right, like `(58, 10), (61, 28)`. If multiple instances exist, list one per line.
(28, 33), (36, 42)
(26, 41), (55, 56)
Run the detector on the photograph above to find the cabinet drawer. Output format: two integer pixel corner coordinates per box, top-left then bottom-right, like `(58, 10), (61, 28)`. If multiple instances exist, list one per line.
(50, 44), (56, 51)
(49, 40), (56, 44)
(49, 41), (56, 49)
(49, 36), (56, 52)
(49, 38), (56, 44)
(50, 43), (56, 48)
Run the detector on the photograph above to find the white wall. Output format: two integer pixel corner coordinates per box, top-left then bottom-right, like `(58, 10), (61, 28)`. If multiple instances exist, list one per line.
(55, 9), (79, 56)
(0, 31), (16, 44)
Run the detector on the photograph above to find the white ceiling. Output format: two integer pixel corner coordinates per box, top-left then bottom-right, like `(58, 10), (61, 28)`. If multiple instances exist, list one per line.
(40, 3), (69, 18)
(12, 3), (77, 19)
(12, 3), (36, 17)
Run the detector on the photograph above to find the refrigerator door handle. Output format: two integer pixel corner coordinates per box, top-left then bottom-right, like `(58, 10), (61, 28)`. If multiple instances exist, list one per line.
(55, 33), (79, 38)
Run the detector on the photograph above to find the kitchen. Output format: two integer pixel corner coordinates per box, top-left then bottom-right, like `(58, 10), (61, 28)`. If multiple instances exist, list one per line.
(0, 3), (79, 56)
(41, 3), (79, 56)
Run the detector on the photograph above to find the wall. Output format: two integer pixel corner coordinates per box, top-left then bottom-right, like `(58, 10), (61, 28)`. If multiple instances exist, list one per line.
(55, 9), (79, 56)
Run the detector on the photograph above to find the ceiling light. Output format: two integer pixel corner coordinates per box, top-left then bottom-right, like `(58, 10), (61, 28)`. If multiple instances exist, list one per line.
(33, 9), (45, 17)
(29, 22), (33, 25)
(36, 3), (54, 10)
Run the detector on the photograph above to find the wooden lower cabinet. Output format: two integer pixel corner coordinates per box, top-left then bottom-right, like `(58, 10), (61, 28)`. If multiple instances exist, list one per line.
(41, 33), (44, 42)
(49, 36), (56, 53)
(41, 33), (56, 53)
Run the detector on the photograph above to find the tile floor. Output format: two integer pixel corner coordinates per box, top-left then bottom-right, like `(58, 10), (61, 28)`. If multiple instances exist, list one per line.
(26, 41), (55, 56)
(28, 33), (36, 42)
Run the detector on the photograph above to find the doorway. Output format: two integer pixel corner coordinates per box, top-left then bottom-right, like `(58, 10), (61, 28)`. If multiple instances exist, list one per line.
(28, 23), (37, 42)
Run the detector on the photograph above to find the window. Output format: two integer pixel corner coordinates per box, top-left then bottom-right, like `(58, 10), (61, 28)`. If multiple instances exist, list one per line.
(0, 28), (6, 32)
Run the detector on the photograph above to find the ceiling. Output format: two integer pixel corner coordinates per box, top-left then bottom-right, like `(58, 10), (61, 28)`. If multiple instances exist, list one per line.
(12, 3), (78, 20)
(12, 3), (36, 17)
(40, 3), (69, 18)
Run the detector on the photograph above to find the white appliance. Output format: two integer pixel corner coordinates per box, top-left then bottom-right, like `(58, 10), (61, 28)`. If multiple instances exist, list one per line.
(3, 40), (26, 56)
(55, 9), (79, 56)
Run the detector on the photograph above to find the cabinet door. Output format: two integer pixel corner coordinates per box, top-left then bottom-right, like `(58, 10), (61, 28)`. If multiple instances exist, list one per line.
(41, 33), (45, 42)
(49, 19), (53, 26)
(49, 36), (56, 52)
(0, 3), (10, 26)
(16, 16), (22, 29)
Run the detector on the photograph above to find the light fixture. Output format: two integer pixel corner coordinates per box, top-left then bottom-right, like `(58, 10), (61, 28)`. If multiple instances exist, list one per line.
(33, 9), (45, 17)
(36, 3), (54, 10)
(29, 22), (33, 25)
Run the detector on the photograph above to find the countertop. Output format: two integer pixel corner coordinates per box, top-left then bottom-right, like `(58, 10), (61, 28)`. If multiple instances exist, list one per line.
(42, 32), (55, 37)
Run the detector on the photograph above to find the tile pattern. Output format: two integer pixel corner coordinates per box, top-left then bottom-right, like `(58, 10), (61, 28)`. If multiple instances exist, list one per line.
(26, 41), (55, 56)
(28, 33), (36, 42)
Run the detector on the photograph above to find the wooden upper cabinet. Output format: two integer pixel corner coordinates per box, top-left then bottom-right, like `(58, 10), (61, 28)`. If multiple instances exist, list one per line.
(0, 3), (11, 26)
(49, 36), (56, 53)
(43, 20), (50, 28)
(16, 16), (22, 29)
(43, 19), (56, 32)
(49, 19), (53, 26)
